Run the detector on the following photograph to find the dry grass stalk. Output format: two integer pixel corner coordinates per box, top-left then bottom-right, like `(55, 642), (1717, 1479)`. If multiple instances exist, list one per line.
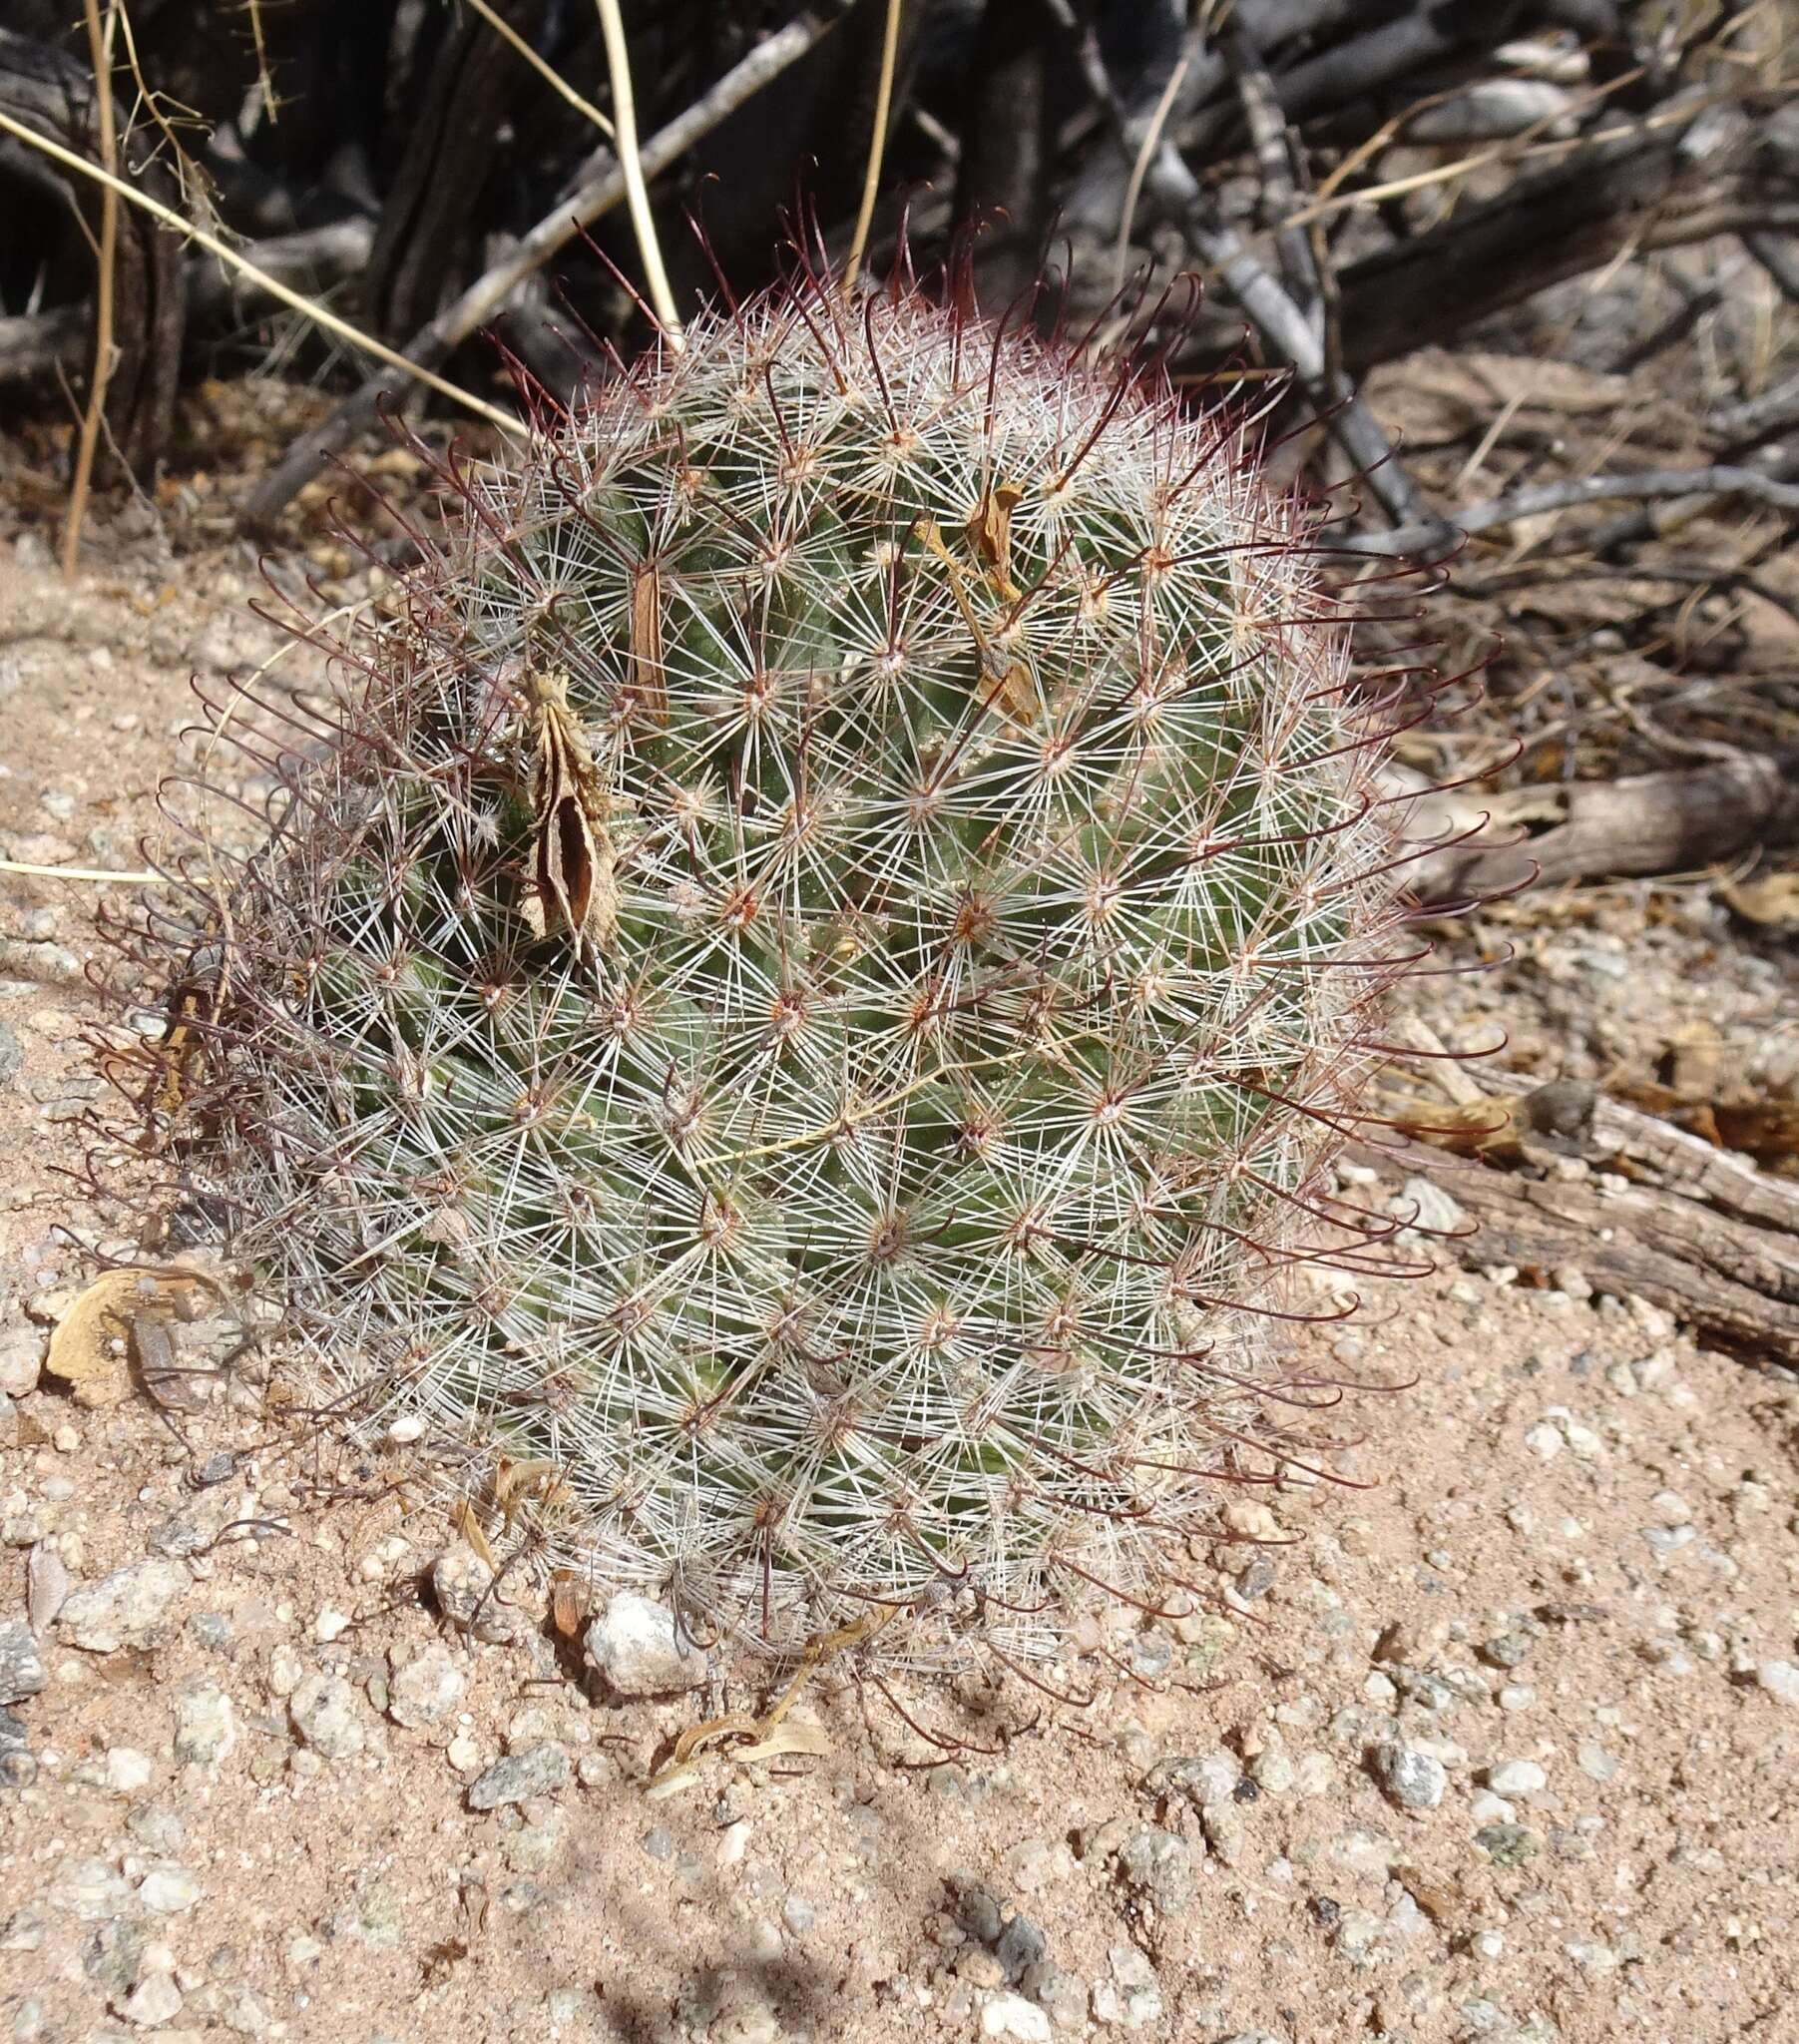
(63, 0), (120, 579)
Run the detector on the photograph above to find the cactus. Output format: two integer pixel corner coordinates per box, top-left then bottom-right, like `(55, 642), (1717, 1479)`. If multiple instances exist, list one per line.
(123, 278), (1417, 1670)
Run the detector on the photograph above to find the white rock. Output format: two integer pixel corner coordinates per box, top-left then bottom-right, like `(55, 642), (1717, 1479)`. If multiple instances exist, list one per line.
(431, 1542), (527, 1644)
(1486, 1759), (1547, 1798)
(105, 1747), (154, 1793)
(137, 1863), (201, 1914)
(387, 1644), (466, 1729)
(983, 1991), (1053, 2041)
(584, 1592), (706, 1697)
(1370, 1743), (1446, 1812)
(289, 1671), (365, 1759)
(0, 1619), (46, 1706)
(1092, 1943), (1162, 2029)
(0, 1326), (44, 1398)
(120, 1968), (183, 2027)
(47, 1855), (133, 1918)
(56, 1558), (186, 1652)
(1397, 1176), (1467, 1236)
(1756, 1660), (1799, 1705)
(173, 1679), (236, 1766)
(1523, 1423), (1563, 1462)
(313, 1607), (350, 1644)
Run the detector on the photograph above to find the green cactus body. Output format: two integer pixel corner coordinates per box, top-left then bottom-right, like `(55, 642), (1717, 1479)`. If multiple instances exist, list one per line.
(168, 285), (1408, 1664)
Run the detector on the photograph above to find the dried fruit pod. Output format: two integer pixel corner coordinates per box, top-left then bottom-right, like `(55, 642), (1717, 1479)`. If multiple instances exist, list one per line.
(112, 275), (1423, 1670)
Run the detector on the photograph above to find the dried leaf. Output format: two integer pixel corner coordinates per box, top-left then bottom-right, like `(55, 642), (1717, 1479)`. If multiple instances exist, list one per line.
(628, 562), (667, 725)
(451, 1498), (496, 1570)
(45, 1270), (210, 1409)
(965, 480), (1023, 601)
(1662, 1020), (1723, 1099)
(1386, 1093), (1523, 1159)
(1712, 1100), (1799, 1165)
(733, 1718), (832, 1765)
(550, 1569), (589, 1639)
(132, 1315), (206, 1412)
(525, 666), (618, 958)
(916, 520), (1039, 729)
(1719, 873), (1799, 928)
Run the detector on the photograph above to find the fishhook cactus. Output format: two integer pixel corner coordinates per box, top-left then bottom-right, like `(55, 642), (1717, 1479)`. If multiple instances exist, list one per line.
(124, 275), (1420, 1669)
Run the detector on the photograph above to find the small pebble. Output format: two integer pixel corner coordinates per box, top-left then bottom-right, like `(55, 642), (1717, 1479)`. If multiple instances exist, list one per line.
(1369, 1743), (1446, 1812)
(289, 1672), (365, 1760)
(467, 1742), (570, 1810)
(1486, 1759), (1547, 1798)
(1755, 1660), (1799, 1706)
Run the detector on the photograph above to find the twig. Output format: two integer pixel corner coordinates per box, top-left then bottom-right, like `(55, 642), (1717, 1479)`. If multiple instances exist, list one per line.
(1111, 47), (1190, 295)
(594, 0), (681, 346)
(1344, 463), (1799, 556)
(0, 857), (161, 885)
(466, 0), (614, 137)
(1742, 231), (1799, 302)
(63, 0), (118, 580)
(241, 5), (850, 530)
(0, 108), (520, 436)
(1188, 218), (1446, 536)
(1063, 10), (1442, 541)
(844, 0), (903, 296)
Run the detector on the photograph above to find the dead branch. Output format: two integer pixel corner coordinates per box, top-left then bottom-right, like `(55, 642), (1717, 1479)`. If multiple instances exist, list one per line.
(0, 24), (186, 477)
(1348, 461), (1799, 558)
(1367, 1132), (1799, 1363)
(1404, 749), (1799, 904)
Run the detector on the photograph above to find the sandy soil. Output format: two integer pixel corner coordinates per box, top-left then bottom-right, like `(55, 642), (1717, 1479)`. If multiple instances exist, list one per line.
(1, 489), (1797, 2044)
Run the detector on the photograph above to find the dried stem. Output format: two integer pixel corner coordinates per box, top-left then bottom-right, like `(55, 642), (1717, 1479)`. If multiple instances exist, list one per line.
(0, 109), (521, 436)
(844, 0), (904, 296)
(241, 5), (848, 527)
(467, 0), (614, 138)
(1345, 463), (1799, 558)
(63, 0), (119, 580)
(1112, 48), (1190, 296)
(594, 0), (682, 346)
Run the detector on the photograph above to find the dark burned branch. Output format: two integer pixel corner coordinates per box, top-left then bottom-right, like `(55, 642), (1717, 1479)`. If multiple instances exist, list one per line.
(0, 26), (186, 475)
(1743, 231), (1799, 301)
(240, 4), (851, 532)
(364, 0), (546, 342)
(1335, 103), (1771, 373)
(1188, 220), (1445, 537)
(0, 304), (86, 384)
(1406, 749), (1799, 905)
(1346, 462), (1799, 558)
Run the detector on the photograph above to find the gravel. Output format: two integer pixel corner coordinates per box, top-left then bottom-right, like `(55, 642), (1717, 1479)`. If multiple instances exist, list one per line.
(584, 1592), (707, 1697)
(54, 1558), (186, 1653)
(431, 1542), (528, 1645)
(1487, 1759), (1549, 1797)
(0, 1322), (41, 1397)
(1114, 1826), (1194, 1916)
(981, 1992), (1053, 2041)
(173, 1678), (236, 1766)
(466, 1742), (571, 1810)
(1092, 1943), (1162, 2029)
(1755, 1660), (1799, 1705)
(0, 1620), (46, 1706)
(288, 1672), (365, 1760)
(386, 1645), (465, 1729)
(137, 1863), (201, 1913)
(1369, 1742), (1448, 1812)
